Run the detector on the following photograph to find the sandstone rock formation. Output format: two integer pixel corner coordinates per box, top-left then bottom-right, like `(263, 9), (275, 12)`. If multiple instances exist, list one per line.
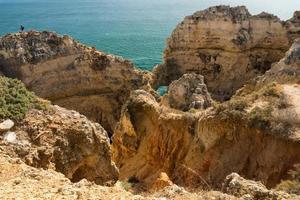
(0, 152), (141, 200)
(154, 6), (300, 100)
(112, 39), (300, 190)
(0, 104), (119, 185)
(1, 5), (300, 200)
(150, 172), (173, 192)
(0, 31), (154, 135)
(0, 152), (241, 200)
(164, 73), (212, 111)
(223, 173), (297, 199)
(259, 38), (300, 85)
(285, 11), (300, 43)
(0, 76), (119, 185)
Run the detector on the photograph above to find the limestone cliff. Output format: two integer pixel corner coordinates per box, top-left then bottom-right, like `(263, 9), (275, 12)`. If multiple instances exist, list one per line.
(0, 76), (118, 185)
(112, 40), (300, 190)
(154, 6), (300, 100)
(0, 31), (155, 135)
(162, 73), (212, 111)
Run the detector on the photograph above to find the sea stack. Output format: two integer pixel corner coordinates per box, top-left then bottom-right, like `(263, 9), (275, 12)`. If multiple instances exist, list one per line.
(154, 6), (300, 100)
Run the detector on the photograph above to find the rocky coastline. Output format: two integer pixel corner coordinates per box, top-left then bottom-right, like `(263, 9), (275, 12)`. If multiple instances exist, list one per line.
(0, 5), (300, 200)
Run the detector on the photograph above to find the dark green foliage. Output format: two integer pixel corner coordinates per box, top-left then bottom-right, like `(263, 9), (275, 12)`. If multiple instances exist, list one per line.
(0, 76), (48, 120)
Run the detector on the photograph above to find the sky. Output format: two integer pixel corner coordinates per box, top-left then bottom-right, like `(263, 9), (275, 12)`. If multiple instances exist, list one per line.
(203, 0), (300, 19)
(0, 0), (299, 20)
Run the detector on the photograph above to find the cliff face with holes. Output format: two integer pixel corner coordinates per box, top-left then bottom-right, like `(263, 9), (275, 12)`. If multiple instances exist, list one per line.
(112, 39), (300, 189)
(154, 6), (300, 100)
(0, 31), (154, 135)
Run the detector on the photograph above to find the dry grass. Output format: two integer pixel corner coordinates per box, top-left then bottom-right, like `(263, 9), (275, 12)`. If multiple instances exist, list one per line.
(276, 164), (300, 195)
(213, 82), (293, 135)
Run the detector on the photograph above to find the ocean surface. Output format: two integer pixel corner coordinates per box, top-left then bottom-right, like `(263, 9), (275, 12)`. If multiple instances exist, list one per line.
(0, 0), (299, 71)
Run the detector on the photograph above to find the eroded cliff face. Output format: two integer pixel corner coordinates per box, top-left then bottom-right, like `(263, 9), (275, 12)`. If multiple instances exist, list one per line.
(154, 6), (300, 100)
(112, 39), (300, 190)
(0, 104), (119, 185)
(0, 75), (119, 186)
(0, 31), (154, 135)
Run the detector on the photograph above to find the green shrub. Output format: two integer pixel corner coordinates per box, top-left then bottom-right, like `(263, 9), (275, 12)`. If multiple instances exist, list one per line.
(0, 76), (48, 120)
(214, 99), (247, 121)
(248, 106), (273, 130)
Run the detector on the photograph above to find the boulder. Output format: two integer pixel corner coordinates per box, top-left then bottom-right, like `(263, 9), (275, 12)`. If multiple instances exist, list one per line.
(150, 172), (173, 192)
(0, 119), (14, 131)
(3, 131), (16, 143)
(166, 73), (212, 111)
(223, 173), (296, 199)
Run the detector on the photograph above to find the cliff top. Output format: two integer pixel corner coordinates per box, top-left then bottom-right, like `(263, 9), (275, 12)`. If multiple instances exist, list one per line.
(0, 30), (132, 67)
(188, 5), (280, 22)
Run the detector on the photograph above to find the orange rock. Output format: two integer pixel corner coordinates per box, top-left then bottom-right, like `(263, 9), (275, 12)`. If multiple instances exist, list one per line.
(150, 172), (173, 191)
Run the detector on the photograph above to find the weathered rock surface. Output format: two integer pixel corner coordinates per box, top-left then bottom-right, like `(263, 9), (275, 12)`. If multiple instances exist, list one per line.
(0, 104), (119, 185)
(112, 89), (300, 189)
(113, 40), (300, 189)
(0, 119), (14, 132)
(150, 172), (173, 192)
(0, 152), (240, 200)
(223, 173), (298, 199)
(154, 6), (300, 100)
(164, 73), (212, 111)
(259, 38), (300, 85)
(285, 11), (300, 43)
(0, 31), (154, 135)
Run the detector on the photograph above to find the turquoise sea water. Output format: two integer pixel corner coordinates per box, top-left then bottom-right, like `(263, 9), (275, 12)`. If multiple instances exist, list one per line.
(0, 0), (299, 70)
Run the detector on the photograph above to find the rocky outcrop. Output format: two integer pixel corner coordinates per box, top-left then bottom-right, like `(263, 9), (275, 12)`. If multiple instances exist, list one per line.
(154, 6), (300, 100)
(163, 73), (212, 111)
(285, 11), (300, 43)
(0, 101), (119, 185)
(223, 173), (297, 199)
(0, 31), (155, 135)
(112, 90), (198, 188)
(112, 89), (300, 189)
(112, 40), (300, 189)
(0, 152), (241, 200)
(258, 38), (300, 85)
(0, 152), (144, 200)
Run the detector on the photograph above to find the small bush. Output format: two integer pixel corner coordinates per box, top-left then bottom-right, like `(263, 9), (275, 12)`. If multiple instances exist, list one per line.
(0, 76), (48, 120)
(248, 106), (273, 130)
(261, 83), (281, 97)
(214, 99), (247, 121)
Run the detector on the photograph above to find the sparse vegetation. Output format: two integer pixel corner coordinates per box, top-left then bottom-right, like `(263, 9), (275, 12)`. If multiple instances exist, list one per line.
(276, 164), (300, 195)
(260, 82), (281, 97)
(214, 98), (247, 121)
(214, 82), (293, 135)
(0, 76), (48, 120)
(118, 181), (134, 191)
(248, 106), (272, 130)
